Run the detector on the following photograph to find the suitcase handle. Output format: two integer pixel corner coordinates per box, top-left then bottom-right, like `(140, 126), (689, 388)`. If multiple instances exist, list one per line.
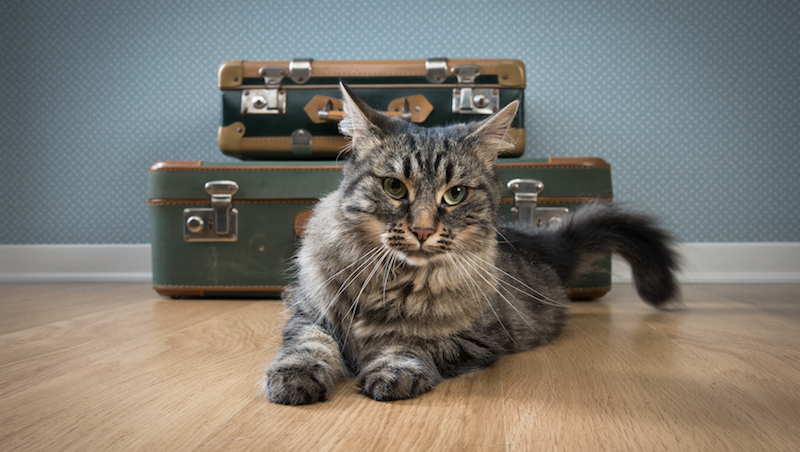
(303, 95), (433, 124)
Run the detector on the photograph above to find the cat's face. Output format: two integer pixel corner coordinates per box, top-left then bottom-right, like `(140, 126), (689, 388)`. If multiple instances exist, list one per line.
(336, 84), (519, 267)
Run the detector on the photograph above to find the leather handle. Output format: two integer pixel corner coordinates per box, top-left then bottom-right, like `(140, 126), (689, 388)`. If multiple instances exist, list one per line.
(303, 95), (434, 124)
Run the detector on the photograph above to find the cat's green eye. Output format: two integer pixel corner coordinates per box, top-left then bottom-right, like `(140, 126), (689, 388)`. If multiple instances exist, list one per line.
(383, 178), (408, 200)
(442, 186), (467, 206)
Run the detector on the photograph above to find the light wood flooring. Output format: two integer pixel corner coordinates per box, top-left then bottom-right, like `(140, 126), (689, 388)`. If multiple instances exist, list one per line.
(1, 282), (799, 451)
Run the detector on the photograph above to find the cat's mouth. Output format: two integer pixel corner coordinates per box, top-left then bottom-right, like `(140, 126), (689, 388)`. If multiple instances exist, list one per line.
(395, 248), (445, 267)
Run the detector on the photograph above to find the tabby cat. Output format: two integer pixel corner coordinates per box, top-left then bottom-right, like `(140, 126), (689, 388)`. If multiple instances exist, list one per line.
(265, 84), (679, 405)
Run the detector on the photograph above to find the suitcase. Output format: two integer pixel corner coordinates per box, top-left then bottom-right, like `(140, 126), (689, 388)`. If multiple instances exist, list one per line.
(147, 157), (613, 299)
(217, 58), (526, 160)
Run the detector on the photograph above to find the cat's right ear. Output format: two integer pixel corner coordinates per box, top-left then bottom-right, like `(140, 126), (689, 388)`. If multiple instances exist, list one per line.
(338, 82), (382, 151)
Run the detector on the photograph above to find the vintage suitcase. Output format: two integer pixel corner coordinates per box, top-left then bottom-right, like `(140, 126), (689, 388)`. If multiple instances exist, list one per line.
(147, 157), (613, 299)
(217, 58), (526, 160)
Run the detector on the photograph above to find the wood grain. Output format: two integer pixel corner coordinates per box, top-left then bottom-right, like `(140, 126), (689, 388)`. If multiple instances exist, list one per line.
(0, 282), (798, 451)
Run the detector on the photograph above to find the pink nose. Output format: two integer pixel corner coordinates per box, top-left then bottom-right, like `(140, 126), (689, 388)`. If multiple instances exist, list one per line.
(411, 227), (434, 242)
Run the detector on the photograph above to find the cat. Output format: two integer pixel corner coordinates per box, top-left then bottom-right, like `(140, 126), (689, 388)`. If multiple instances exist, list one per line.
(265, 83), (679, 405)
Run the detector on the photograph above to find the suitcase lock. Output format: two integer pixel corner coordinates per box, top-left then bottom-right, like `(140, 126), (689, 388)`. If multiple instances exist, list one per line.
(507, 179), (569, 228)
(241, 67), (287, 115)
(452, 64), (500, 115)
(184, 181), (239, 242)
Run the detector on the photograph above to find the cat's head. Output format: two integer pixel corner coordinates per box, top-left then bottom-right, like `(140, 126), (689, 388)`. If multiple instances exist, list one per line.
(335, 83), (519, 267)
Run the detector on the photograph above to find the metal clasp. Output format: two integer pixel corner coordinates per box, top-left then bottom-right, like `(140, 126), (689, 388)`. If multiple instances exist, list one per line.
(241, 66), (287, 114)
(452, 64), (500, 115)
(291, 129), (313, 158)
(426, 57), (448, 84)
(184, 180), (239, 242)
(290, 58), (313, 84)
(507, 178), (569, 228)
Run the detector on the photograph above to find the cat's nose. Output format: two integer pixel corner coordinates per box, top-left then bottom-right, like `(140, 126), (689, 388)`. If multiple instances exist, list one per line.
(411, 227), (435, 242)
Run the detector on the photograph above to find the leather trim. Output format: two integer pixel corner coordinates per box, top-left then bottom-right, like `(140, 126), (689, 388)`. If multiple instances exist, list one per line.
(500, 197), (613, 204)
(233, 59), (525, 85)
(218, 122), (246, 153)
(150, 156), (608, 172)
(148, 162), (343, 172)
(220, 130), (524, 159)
(218, 60), (244, 89)
(153, 285), (284, 297)
(148, 161), (203, 171)
(498, 59), (525, 86)
(497, 157), (611, 169)
(147, 198), (320, 206)
(568, 287), (611, 300)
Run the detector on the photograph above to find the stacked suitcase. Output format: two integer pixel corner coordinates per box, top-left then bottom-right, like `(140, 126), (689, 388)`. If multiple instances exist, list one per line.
(148, 58), (613, 299)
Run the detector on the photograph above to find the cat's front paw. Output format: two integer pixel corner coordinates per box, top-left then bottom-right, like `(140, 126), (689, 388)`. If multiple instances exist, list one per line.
(357, 356), (440, 402)
(266, 359), (336, 405)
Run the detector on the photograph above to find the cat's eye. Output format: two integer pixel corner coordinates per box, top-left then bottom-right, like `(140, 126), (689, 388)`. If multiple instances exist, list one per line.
(383, 178), (408, 200)
(442, 186), (467, 206)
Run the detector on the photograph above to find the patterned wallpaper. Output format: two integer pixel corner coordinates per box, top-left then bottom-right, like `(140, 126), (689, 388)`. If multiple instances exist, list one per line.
(1, 0), (798, 244)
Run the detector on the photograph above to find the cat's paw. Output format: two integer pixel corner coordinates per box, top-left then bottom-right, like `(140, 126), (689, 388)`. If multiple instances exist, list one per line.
(265, 359), (336, 405)
(357, 357), (439, 402)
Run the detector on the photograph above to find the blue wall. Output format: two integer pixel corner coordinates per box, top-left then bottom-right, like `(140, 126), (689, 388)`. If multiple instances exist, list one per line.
(1, 0), (798, 244)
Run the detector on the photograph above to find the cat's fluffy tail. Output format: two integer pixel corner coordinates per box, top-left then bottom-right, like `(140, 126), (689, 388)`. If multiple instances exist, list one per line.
(502, 203), (681, 308)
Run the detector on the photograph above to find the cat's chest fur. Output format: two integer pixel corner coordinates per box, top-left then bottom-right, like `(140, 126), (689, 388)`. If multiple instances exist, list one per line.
(344, 260), (494, 339)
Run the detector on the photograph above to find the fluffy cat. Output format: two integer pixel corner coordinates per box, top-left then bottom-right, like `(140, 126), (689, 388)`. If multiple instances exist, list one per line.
(265, 84), (679, 405)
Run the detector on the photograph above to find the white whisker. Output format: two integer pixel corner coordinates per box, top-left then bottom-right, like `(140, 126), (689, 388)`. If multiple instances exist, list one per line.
(455, 255), (515, 343)
(447, 254), (488, 327)
(343, 246), (393, 345)
(492, 226), (517, 252)
(467, 252), (564, 308)
(314, 246), (384, 326)
(462, 255), (546, 341)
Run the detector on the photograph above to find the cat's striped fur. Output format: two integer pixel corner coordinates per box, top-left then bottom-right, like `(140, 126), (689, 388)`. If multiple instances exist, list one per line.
(265, 84), (679, 405)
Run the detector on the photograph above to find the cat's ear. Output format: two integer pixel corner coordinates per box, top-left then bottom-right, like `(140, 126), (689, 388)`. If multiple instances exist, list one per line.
(468, 100), (519, 164)
(338, 82), (383, 150)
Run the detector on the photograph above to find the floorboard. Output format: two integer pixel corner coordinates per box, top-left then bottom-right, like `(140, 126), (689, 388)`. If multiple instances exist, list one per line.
(0, 282), (798, 451)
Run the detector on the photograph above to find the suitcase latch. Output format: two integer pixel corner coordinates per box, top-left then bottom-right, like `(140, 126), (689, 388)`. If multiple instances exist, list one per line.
(184, 181), (239, 242)
(426, 57), (448, 84)
(452, 64), (500, 115)
(289, 58), (313, 84)
(242, 67), (287, 114)
(507, 179), (569, 228)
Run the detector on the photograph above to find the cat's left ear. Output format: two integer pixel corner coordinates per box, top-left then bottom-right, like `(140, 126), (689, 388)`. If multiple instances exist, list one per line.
(338, 82), (384, 151)
(467, 100), (519, 165)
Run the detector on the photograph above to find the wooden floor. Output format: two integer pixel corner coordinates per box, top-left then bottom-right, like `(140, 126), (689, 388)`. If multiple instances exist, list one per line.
(1, 282), (799, 451)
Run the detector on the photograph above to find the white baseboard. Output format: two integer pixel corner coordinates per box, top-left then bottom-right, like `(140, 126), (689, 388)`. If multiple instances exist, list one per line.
(1, 243), (798, 284)
(0, 244), (152, 282)
(613, 242), (800, 283)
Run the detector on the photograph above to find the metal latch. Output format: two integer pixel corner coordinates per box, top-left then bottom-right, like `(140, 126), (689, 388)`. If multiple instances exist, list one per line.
(426, 57), (448, 84)
(451, 64), (499, 115)
(184, 181), (239, 242)
(241, 66), (287, 114)
(289, 58), (313, 84)
(507, 179), (569, 228)
(291, 129), (312, 158)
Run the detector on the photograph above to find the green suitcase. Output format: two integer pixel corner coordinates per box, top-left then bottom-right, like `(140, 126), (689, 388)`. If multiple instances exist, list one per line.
(147, 157), (613, 299)
(217, 58), (526, 160)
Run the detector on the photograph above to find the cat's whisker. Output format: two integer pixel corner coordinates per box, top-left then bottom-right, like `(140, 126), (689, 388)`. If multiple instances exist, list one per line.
(492, 225), (518, 252)
(468, 255), (563, 310)
(446, 253), (488, 327)
(456, 256), (515, 343)
(466, 252), (564, 308)
(460, 255), (547, 341)
(381, 249), (400, 308)
(314, 246), (385, 326)
(343, 246), (394, 345)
